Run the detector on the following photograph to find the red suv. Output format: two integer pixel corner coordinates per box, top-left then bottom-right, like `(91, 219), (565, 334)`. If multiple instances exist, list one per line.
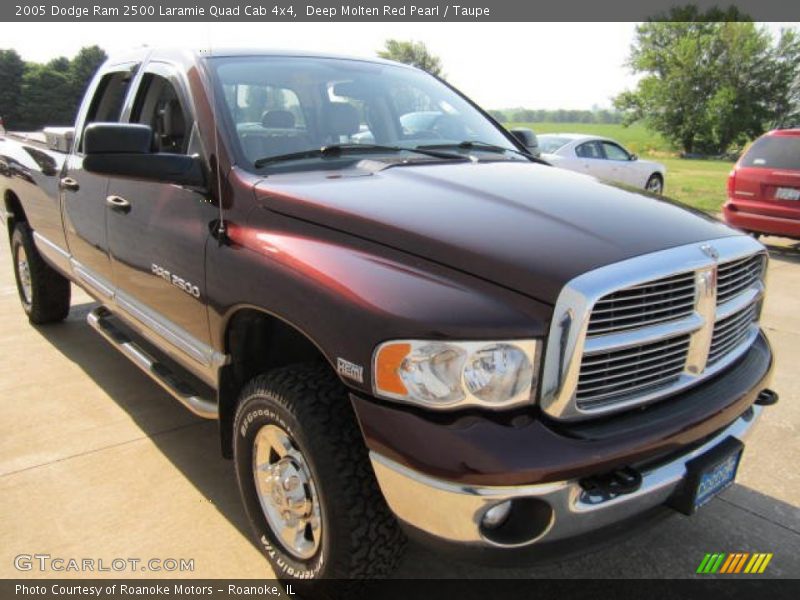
(724, 128), (800, 239)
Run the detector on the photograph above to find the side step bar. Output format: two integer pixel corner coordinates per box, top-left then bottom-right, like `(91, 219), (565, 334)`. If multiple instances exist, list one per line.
(87, 307), (218, 419)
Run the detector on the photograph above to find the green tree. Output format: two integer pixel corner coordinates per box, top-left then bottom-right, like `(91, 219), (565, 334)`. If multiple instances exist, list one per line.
(614, 9), (800, 154)
(18, 63), (75, 129)
(377, 39), (444, 77)
(2, 45), (107, 131)
(69, 45), (107, 107)
(0, 49), (25, 128)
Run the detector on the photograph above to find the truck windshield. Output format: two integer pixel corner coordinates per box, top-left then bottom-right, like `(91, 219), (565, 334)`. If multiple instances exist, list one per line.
(209, 56), (521, 170)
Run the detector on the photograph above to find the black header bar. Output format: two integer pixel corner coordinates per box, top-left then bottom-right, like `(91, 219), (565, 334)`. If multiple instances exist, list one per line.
(3, 0), (800, 22)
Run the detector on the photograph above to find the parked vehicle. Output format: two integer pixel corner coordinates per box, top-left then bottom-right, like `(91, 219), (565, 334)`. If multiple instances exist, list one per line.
(539, 133), (666, 193)
(508, 127), (540, 158)
(724, 128), (800, 240)
(355, 111), (540, 158)
(0, 48), (776, 592)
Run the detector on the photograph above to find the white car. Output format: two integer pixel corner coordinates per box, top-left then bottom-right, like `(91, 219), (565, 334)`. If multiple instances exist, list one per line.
(539, 133), (666, 194)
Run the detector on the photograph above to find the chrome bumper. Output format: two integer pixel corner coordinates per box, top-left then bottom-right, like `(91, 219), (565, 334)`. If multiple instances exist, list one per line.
(370, 405), (762, 548)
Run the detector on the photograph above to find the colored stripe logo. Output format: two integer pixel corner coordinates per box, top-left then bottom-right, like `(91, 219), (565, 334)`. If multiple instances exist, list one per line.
(697, 553), (773, 574)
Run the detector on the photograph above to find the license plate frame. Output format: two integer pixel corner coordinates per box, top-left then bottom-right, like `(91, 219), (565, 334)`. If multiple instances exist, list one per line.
(775, 187), (800, 201)
(668, 437), (744, 515)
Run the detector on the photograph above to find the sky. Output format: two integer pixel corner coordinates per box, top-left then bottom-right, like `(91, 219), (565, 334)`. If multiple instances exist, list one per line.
(1, 22), (794, 110)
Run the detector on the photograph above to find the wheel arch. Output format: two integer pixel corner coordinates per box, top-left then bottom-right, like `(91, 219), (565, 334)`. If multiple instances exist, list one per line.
(646, 172), (664, 193)
(217, 306), (337, 458)
(3, 189), (26, 238)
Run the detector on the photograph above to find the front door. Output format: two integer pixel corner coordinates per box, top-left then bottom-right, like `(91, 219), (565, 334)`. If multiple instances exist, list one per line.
(106, 64), (217, 377)
(600, 141), (635, 186)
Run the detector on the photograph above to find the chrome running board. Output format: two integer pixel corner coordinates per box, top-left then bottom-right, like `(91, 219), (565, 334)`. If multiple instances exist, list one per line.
(87, 307), (218, 419)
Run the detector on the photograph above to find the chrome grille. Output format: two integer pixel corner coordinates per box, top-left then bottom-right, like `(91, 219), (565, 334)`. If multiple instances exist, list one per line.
(576, 335), (690, 409)
(717, 254), (765, 305)
(541, 237), (768, 421)
(708, 303), (759, 365)
(587, 272), (696, 335)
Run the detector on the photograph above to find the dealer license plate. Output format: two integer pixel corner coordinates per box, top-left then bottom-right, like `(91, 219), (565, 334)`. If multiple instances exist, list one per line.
(775, 187), (800, 201)
(668, 437), (744, 515)
(693, 448), (742, 510)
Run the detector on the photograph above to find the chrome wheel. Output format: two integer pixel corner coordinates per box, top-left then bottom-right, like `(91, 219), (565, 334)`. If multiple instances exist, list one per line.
(16, 245), (32, 304)
(646, 175), (663, 194)
(253, 424), (322, 560)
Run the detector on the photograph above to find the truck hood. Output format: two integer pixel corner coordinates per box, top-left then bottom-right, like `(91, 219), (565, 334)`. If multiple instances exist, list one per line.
(254, 160), (736, 304)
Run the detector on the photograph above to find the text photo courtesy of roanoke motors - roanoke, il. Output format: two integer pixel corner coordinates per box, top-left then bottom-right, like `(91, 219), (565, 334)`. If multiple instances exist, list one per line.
(0, 1), (799, 599)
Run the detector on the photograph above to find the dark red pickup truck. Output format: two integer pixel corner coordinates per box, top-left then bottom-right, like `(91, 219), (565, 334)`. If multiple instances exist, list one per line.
(0, 48), (777, 590)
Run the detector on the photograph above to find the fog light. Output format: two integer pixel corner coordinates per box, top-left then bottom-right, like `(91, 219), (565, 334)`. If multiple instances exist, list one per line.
(481, 500), (512, 529)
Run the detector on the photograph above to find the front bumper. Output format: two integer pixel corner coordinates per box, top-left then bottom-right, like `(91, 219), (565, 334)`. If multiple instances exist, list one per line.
(371, 404), (762, 548)
(355, 332), (773, 550)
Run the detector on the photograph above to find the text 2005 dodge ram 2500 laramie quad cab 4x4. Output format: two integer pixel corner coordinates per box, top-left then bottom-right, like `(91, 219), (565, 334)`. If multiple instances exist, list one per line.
(0, 49), (778, 588)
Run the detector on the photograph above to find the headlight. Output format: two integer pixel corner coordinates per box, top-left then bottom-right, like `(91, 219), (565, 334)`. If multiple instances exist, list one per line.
(373, 340), (539, 410)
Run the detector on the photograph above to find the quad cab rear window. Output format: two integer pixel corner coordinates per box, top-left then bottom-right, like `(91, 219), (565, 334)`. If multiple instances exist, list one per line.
(741, 136), (800, 170)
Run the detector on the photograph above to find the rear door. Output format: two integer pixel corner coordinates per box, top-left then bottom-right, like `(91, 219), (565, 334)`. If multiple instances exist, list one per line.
(63, 65), (137, 299)
(106, 62), (218, 381)
(574, 140), (608, 179)
(733, 133), (800, 218)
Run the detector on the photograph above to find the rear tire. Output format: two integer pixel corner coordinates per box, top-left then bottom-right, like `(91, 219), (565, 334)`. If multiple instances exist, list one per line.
(645, 174), (664, 195)
(11, 223), (70, 324)
(233, 363), (405, 593)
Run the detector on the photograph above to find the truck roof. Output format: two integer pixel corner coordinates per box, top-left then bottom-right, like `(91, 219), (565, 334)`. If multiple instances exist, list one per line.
(106, 46), (411, 69)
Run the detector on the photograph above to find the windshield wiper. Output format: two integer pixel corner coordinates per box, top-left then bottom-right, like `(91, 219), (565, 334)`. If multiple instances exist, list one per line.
(253, 143), (467, 168)
(418, 140), (548, 163)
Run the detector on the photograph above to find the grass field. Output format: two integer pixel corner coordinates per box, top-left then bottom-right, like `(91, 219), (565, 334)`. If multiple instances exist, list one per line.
(508, 122), (734, 212)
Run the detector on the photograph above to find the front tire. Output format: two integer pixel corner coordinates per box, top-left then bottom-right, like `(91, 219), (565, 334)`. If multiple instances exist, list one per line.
(233, 364), (405, 590)
(645, 173), (664, 195)
(11, 223), (70, 324)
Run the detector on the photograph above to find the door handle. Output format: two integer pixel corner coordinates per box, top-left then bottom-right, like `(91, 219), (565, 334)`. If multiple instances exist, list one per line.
(106, 195), (131, 214)
(59, 177), (80, 192)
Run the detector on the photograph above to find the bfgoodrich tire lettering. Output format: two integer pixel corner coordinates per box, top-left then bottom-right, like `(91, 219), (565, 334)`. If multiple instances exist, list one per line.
(233, 363), (405, 590)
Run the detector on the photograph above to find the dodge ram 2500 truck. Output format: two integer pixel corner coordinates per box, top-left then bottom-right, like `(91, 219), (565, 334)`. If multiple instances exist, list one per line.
(0, 48), (778, 589)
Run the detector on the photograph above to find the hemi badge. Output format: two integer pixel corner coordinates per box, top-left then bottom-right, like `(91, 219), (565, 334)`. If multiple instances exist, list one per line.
(337, 358), (364, 383)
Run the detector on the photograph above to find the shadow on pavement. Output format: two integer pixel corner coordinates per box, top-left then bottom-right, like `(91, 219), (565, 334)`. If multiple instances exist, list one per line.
(33, 301), (256, 547)
(763, 236), (800, 264)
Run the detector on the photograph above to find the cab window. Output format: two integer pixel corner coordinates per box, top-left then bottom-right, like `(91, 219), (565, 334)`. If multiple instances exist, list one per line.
(85, 71), (132, 124)
(575, 141), (603, 159)
(79, 69), (134, 151)
(131, 74), (190, 154)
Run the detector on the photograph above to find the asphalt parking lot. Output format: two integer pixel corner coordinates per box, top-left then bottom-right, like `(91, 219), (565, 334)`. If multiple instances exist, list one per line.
(0, 236), (798, 580)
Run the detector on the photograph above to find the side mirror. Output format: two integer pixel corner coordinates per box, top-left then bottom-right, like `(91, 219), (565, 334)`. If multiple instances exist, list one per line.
(83, 123), (205, 188)
(629, 153), (638, 161)
(509, 127), (540, 157)
(84, 122), (152, 154)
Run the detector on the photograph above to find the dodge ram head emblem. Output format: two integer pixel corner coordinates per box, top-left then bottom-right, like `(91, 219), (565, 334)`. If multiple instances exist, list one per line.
(700, 244), (720, 261)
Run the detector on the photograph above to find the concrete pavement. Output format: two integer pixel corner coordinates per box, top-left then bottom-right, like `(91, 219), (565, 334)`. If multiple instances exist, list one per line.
(0, 236), (798, 579)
